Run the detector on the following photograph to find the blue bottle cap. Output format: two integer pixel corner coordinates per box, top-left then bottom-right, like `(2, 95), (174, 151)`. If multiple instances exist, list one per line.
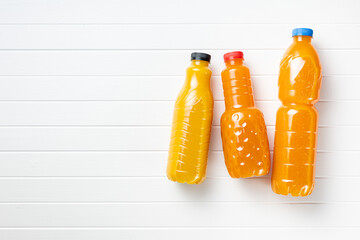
(292, 28), (313, 37)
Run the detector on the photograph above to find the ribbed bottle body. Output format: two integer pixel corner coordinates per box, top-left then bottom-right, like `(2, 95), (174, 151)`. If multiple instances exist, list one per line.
(221, 59), (270, 178)
(272, 35), (322, 196)
(167, 60), (213, 184)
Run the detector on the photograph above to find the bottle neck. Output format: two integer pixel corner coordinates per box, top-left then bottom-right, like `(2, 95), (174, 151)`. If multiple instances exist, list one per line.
(191, 59), (209, 67)
(225, 58), (244, 67)
(293, 35), (312, 43)
(222, 59), (254, 109)
(185, 60), (211, 88)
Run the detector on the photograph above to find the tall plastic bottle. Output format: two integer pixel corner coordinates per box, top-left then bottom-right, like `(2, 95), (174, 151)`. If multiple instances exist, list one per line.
(272, 28), (322, 196)
(221, 51), (271, 178)
(167, 52), (213, 184)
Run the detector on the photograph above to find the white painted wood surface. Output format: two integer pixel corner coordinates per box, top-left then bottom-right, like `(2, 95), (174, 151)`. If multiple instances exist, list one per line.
(0, 0), (359, 239)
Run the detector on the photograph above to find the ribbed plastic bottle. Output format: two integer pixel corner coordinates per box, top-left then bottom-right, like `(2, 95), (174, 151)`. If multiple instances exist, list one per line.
(167, 52), (213, 184)
(221, 51), (271, 178)
(271, 28), (322, 196)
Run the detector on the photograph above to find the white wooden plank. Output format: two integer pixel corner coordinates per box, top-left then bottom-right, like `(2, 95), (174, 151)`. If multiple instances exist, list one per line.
(0, 50), (357, 76)
(0, 0), (358, 24)
(0, 178), (359, 202)
(1, 203), (360, 227)
(0, 24), (359, 49)
(0, 228), (359, 240)
(0, 76), (187, 101)
(0, 151), (358, 178)
(0, 76), (357, 101)
(0, 101), (356, 126)
(0, 126), (357, 151)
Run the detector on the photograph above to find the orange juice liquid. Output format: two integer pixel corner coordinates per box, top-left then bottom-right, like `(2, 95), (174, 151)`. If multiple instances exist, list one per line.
(221, 52), (271, 178)
(271, 31), (322, 196)
(167, 54), (213, 184)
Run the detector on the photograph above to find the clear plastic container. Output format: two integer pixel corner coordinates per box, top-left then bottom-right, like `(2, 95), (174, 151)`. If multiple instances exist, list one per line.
(221, 51), (271, 178)
(271, 28), (322, 196)
(167, 52), (213, 184)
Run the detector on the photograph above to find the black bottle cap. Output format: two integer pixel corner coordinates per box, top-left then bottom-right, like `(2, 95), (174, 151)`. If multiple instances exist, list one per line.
(191, 52), (211, 62)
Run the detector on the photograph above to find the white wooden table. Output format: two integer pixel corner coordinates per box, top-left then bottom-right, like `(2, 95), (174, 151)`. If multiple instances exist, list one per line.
(0, 0), (359, 239)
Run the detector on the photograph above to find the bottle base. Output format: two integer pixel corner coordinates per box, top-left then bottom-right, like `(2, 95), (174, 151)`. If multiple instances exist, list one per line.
(167, 172), (205, 184)
(271, 179), (314, 197)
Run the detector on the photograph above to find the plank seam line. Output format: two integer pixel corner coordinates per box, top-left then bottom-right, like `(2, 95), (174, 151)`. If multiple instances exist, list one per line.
(0, 100), (356, 103)
(0, 49), (359, 51)
(0, 125), (351, 128)
(0, 48), (359, 51)
(0, 23), (360, 26)
(0, 202), (359, 205)
(0, 226), (359, 229)
(0, 176), (356, 179)
(0, 150), (356, 153)
(0, 74), (356, 77)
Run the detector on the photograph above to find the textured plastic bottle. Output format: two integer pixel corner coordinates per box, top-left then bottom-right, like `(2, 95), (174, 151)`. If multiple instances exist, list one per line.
(167, 52), (213, 184)
(271, 28), (322, 196)
(221, 51), (271, 178)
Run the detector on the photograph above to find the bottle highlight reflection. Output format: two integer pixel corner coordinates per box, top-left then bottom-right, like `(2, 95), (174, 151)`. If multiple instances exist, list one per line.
(167, 52), (213, 184)
(220, 51), (271, 178)
(272, 28), (322, 196)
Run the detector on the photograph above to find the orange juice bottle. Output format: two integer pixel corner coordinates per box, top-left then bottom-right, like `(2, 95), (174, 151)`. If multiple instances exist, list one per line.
(272, 28), (322, 196)
(220, 51), (271, 178)
(167, 52), (213, 184)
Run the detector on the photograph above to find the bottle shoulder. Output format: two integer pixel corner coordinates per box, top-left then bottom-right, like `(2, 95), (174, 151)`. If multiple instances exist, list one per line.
(221, 65), (250, 79)
(279, 42), (322, 104)
(187, 65), (212, 74)
(281, 42), (321, 66)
